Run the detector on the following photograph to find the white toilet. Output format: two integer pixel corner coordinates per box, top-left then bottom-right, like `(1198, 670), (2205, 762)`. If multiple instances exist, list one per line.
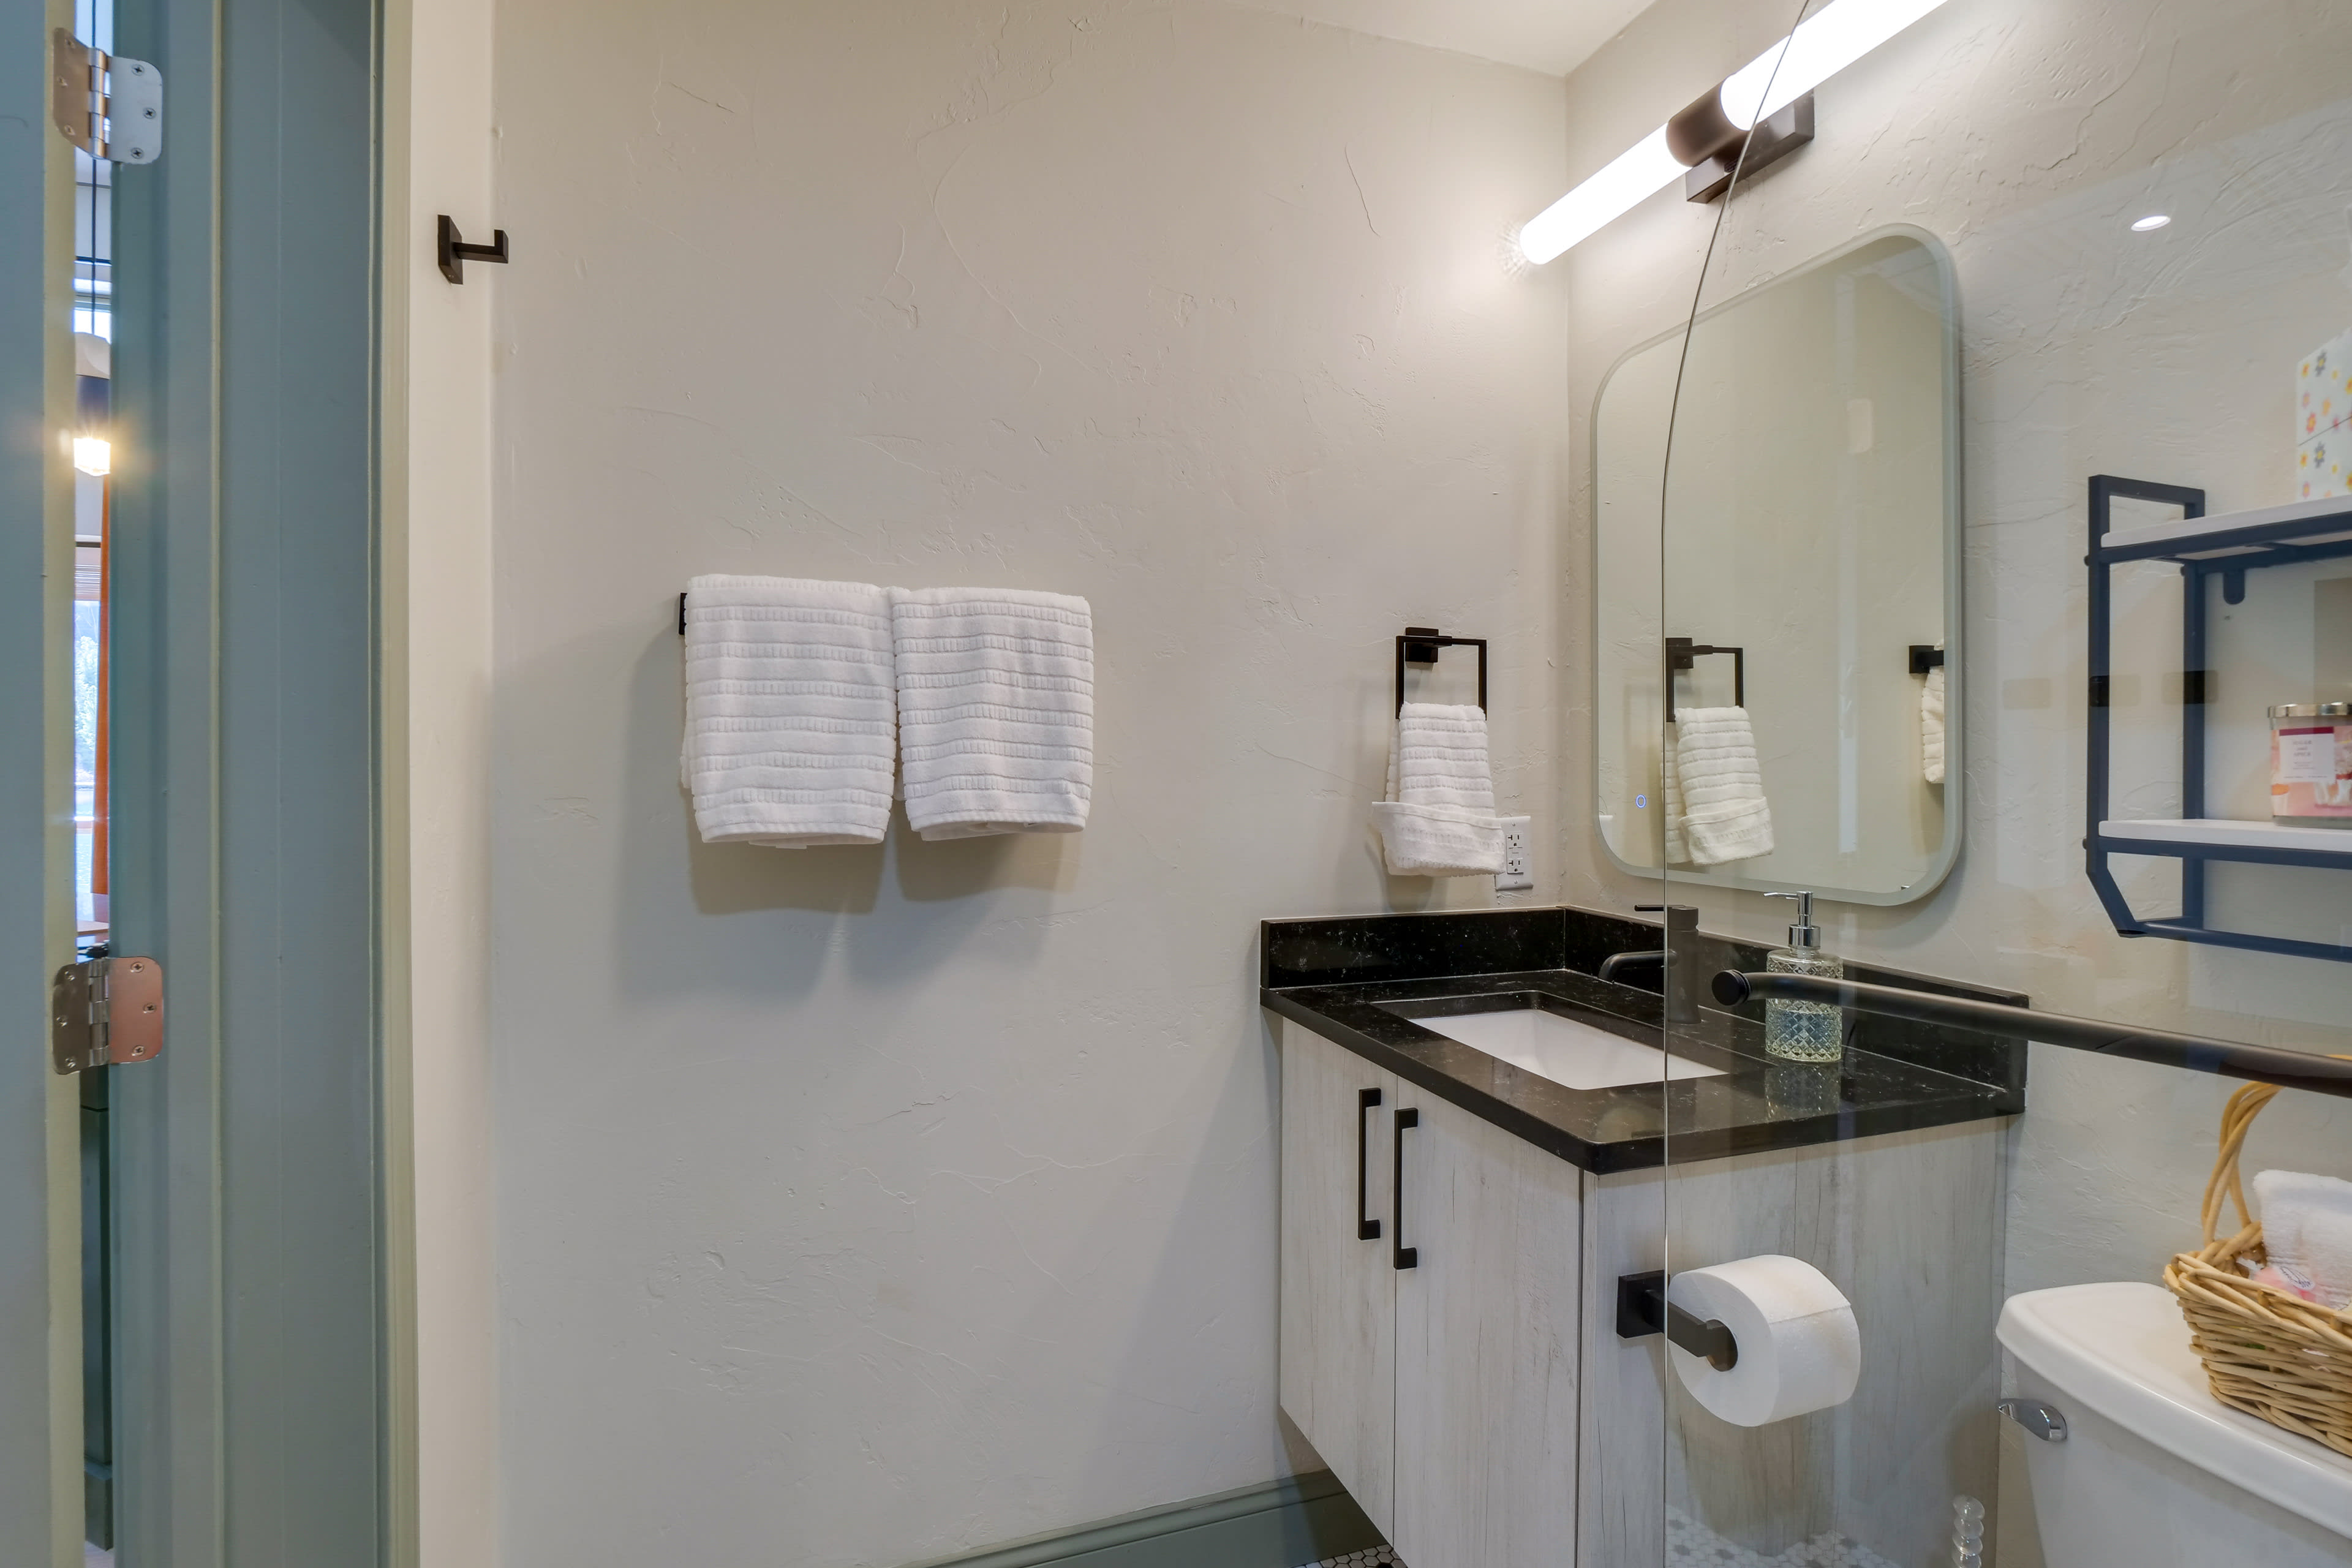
(1997, 1282), (2352, 1568)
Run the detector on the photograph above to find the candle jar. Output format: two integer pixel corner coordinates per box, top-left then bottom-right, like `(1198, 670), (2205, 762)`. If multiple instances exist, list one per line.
(2269, 702), (2352, 826)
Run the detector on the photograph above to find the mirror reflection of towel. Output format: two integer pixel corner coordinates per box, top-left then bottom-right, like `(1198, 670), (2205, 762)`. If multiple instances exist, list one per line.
(1674, 706), (1774, 866)
(1662, 724), (1689, 865)
(1921, 663), (1946, 785)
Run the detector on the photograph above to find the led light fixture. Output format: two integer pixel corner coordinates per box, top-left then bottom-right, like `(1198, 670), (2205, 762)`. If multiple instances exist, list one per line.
(73, 437), (111, 476)
(1518, 0), (1954, 263)
(2130, 214), (2171, 232)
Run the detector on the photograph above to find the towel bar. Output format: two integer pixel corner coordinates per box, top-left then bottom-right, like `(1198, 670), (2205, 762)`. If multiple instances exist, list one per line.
(1394, 627), (1487, 715)
(1664, 636), (1743, 720)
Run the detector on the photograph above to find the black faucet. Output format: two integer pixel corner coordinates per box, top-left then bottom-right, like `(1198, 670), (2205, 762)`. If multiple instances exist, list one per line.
(1599, 904), (1701, 1027)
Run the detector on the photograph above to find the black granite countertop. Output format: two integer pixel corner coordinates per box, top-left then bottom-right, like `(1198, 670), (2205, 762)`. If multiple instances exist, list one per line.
(1261, 906), (2026, 1174)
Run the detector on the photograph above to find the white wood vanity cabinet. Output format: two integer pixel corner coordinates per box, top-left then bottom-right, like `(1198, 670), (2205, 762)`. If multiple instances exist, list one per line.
(1279, 1023), (1581, 1568)
(1277, 1013), (2006, 1568)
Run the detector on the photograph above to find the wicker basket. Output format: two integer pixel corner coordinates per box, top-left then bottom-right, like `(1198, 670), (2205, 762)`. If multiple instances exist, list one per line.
(2163, 1080), (2352, 1460)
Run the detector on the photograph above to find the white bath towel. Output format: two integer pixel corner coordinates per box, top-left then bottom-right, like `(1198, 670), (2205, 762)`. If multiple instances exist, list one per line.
(1921, 662), (1946, 785)
(890, 586), (1093, 840)
(1674, 706), (1775, 866)
(2255, 1168), (2352, 1309)
(1372, 702), (1504, 876)
(681, 575), (898, 847)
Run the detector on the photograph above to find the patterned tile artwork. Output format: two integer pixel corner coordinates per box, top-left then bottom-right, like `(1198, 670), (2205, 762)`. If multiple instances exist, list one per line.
(1295, 1550), (1403, 1568)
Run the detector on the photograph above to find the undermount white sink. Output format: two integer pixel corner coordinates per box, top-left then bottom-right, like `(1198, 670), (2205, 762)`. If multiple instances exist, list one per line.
(1404, 1006), (1724, 1092)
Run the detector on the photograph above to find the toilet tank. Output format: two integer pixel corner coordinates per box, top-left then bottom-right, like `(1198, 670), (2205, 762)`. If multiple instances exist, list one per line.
(1997, 1283), (2352, 1568)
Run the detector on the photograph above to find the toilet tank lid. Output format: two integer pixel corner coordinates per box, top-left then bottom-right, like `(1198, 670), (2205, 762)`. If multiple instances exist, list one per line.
(1997, 1282), (2352, 1541)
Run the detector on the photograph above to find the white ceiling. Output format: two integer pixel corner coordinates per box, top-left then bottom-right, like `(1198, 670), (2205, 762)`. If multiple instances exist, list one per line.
(1232, 0), (1662, 77)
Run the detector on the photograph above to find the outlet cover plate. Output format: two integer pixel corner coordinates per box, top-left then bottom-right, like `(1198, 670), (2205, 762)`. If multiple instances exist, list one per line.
(1495, 816), (1533, 892)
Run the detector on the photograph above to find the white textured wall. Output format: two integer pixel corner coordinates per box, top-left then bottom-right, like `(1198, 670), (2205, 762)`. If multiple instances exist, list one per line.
(486, 6), (1566, 1564)
(1555, 0), (2352, 1300)
(383, 0), (499, 1558)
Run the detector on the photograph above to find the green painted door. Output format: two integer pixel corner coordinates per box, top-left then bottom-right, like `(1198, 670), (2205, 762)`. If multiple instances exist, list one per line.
(4, 1), (99, 1562)
(9, 0), (390, 1560)
(3, 2), (96, 1564)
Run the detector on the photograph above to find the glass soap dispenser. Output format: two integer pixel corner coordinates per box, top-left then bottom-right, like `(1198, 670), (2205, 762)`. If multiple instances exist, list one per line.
(1762, 891), (1843, 1063)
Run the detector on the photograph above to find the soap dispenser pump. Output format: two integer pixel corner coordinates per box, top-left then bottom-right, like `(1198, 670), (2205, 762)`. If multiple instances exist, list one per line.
(1762, 891), (1843, 1063)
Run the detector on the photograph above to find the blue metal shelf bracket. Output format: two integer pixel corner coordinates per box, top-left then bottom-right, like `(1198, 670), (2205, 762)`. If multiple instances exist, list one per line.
(2084, 475), (2352, 964)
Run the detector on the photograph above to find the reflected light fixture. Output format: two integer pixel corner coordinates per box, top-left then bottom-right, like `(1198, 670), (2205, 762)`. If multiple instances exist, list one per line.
(2131, 214), (2172, 232)
(73, 436), (111, 476)
(1518, 0), (1954, 264)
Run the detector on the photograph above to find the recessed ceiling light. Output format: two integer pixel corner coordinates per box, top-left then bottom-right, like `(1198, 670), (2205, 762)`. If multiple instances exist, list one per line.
(2131, 214), (2172, 232)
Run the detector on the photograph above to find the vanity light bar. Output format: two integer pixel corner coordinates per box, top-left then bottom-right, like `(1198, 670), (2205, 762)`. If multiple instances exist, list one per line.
(1517, 0), (1953, 264)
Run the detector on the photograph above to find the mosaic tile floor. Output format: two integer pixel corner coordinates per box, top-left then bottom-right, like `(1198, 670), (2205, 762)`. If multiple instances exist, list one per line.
(1292, 1512), (1906, 1568)
(1667, 1509), (1901, 1568)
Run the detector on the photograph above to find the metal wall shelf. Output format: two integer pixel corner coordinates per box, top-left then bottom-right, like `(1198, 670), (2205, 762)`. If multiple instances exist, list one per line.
(2086, 476), (2352, 964)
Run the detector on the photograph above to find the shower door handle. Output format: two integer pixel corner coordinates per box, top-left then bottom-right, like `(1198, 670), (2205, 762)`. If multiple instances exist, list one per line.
(1392, 1107), (1419, 1270)
(1355, 1087), (1381, 1240)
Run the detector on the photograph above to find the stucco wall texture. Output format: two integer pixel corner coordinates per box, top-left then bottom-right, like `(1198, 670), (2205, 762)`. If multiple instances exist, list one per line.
(481, 0), (2352, 1563)
(487, 6), (1567, 1564)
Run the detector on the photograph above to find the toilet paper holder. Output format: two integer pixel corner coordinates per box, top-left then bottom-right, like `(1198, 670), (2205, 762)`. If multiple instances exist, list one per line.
(1616, 1270), (1739, 1371)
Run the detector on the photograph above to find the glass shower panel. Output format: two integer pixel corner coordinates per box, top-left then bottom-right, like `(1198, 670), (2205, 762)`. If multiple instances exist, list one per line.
(1652, 1), (2352, 1565)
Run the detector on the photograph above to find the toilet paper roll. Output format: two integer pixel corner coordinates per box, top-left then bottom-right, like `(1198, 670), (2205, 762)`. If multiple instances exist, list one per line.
(1668, 1254), (1861, 1428)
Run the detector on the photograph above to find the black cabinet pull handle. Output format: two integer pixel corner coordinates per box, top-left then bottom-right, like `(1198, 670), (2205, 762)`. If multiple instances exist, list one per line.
(1355, 1087), (1382, 1240)
(1392, 1107), (1419, 1269)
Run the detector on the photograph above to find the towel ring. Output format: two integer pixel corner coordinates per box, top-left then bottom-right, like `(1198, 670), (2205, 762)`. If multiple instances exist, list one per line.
(1395, 627), (1487, 715)
(1664, 636), (1743, 722)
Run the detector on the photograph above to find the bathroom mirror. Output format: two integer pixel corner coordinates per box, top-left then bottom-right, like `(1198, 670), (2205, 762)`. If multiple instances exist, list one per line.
(1593, 228), (1961, 904)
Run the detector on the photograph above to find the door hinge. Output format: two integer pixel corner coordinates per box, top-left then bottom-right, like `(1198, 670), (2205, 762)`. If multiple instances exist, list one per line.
(52, 956), (165, 1074)
(51, 28), (164, 165)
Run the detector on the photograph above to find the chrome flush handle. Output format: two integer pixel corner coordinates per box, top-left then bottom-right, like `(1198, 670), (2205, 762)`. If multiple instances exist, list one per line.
(1996, 1398), (2067, 1442)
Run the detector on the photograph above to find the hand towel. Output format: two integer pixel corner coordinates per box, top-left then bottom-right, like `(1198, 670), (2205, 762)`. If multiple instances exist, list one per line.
(1662, 723), (1691, 865)
(2254, 1168), (2352, 1308)
(1921, 661), (1946, 785)
(1674, 706), (1776, 866)
(1371, 702), (1505, 876)
(681, 575), (897, 847)
(890, 586), (1093, 840)
(1389, 702), (1499, 813)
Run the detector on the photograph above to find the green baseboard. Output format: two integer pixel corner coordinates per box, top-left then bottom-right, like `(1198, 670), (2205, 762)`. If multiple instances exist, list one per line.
(900, 1470), (1385, 1568)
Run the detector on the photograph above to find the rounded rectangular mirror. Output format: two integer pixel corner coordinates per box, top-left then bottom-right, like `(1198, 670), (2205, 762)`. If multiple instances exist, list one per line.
(1593, 226), (1961, 903)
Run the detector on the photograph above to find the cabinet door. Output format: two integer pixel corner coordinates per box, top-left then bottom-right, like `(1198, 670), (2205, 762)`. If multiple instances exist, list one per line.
(1278, 1023), (1397, 1536)
(1393, 1090), (1582, 1568)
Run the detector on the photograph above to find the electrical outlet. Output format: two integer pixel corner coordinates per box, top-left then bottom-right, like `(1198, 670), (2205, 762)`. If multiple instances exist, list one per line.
(1494, 816), (1534, 892)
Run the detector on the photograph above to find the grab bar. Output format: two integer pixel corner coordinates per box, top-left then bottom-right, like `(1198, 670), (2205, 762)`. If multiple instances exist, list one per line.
(1711, 971), (2352, 1101)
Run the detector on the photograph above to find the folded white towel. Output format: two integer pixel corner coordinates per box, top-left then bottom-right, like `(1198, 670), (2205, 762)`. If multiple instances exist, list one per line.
(681, 575), (898, 847)
(1388, 702), (1499, 813)
(1373, 702), (1504, 876)
(1662, 724), (1690, 865)
(890, 586), (1093, 840)
(2255, 1168), (2352, 1309)
(1674, 706), (1775, 866)
(1921, 662), (1946, 785)
(1371, 802), (1507, 877)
